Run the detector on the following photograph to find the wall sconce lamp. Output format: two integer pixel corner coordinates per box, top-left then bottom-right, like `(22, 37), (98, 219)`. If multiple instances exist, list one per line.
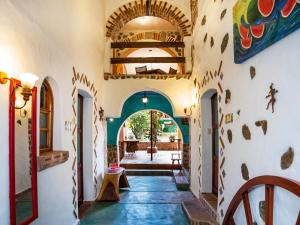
(142, 92), (148, 106)
(0, 71), (39, 109)
(99, 107), (104, 121)
(184, 104), (196, 117)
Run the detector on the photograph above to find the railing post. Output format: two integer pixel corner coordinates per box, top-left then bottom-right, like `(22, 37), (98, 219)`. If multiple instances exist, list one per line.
(265, 184), (274, 225)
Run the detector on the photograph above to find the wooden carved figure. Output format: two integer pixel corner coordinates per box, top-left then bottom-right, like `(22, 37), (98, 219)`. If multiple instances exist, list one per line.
(266, 83), (278, 113)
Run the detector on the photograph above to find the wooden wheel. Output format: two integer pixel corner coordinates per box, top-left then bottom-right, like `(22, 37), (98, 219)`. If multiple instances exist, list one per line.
(223, 176), (300, 225)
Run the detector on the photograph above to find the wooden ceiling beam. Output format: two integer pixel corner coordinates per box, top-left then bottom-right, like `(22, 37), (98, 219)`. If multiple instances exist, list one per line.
(111, 42), (185, 48)
(111, 57), (185, 64)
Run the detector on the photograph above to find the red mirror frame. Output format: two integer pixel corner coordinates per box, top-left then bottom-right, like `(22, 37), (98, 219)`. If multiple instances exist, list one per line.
(9, 79), (38, 225)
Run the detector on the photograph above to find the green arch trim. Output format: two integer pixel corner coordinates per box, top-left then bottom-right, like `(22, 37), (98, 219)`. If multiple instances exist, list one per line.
(107, 91), (189, 145)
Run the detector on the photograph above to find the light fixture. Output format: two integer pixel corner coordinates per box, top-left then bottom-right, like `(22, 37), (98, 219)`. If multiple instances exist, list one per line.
(99, 107), (104, 121)
(184, 104), (196, 117)
(0, 71), (39, 109)
(142, 92), (148, 106)
(109, 118), (114, 122)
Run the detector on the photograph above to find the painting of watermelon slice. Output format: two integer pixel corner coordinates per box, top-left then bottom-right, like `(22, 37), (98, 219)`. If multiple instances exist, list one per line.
(233, 0), (300, 63)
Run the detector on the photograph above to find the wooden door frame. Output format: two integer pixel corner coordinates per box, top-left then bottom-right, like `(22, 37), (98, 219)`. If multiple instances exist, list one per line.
(78, 94), (84, 206)
(211, 93), (218, 196)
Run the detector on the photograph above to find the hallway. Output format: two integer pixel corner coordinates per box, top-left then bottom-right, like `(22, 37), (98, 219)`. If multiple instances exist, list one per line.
(80, 176), (194, 225)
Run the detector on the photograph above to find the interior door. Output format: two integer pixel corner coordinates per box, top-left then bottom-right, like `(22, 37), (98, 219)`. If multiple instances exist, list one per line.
(77, 94), (84, 206)
(211, 93), (219, 196)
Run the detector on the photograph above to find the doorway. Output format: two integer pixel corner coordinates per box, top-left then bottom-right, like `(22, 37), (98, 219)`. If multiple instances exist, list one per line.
(211, 93), (219, 196)
(77, 94), (84, 206)
(118, 110), (183, 169)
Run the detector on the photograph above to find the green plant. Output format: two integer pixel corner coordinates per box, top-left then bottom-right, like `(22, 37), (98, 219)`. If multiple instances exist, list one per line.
(128, 111), (150, 140)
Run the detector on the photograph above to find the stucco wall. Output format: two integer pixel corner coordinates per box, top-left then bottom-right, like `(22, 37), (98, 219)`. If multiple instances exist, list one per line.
(189, 0), (300, 224)
(0, 1), (106, 225)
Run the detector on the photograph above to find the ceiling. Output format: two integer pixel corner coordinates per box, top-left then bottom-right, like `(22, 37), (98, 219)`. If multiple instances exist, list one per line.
(121, 16), (178, 32)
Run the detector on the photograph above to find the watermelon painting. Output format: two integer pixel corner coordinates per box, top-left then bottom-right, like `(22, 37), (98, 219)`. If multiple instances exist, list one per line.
(233, 0), (300, 63)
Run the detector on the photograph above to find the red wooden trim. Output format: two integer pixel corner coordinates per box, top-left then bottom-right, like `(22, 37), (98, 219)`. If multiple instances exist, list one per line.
(228, 216), (236, 225)
(265, 185), (274, 225)
(296, 211), (300, 225)
(242, 191), (253, 225)
(9, 81), (38, 225)
(223, 176), (300, 225)
(9, 79), (17, 225)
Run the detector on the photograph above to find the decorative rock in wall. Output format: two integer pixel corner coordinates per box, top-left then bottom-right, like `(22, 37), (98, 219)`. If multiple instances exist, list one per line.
(237, 110), (241, 116)
(242, 125), (251, 140)
(221, 33), (229, 54)
(250, 66), (256, 79)
(220, 9), (227, 20)
(255, 120), (268, 135)
(225, 89), (231, 104)
(241, 163), (250, 180)
(259, 201), (265, 222)
(201, 15), (206, 26)
(227, 129), (233, 143)
(281, 147), (294, 170)
(210, 37), (214, 47)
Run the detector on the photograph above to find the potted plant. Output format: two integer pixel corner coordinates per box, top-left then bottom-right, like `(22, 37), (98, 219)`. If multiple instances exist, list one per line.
(169, 135), (176, 143)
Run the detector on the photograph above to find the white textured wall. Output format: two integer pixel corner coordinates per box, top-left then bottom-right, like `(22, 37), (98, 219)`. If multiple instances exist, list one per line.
(103, 78), (193, 118)
(0, 1), (105, 225)
(189, 0), (300, 224)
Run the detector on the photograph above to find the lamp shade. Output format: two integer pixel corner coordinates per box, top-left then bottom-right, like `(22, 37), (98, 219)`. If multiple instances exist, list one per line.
(19, 73), (39, 89)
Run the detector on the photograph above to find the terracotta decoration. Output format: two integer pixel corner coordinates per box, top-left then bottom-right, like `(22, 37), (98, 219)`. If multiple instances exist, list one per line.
(255, 120), (267, 135)
(225, 113), (233, 124)
(266, 83), (278, 113)
(250, 66), (256, 79)
(241, 163), (250, 180)
(281, 147), (294, 170)
(242, 125), (251, 140)
(233, 0), (300, 63)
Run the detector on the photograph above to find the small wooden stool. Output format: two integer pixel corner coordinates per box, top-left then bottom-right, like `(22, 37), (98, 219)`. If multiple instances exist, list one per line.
(97, 167), (129, 201)
(171, 153), (182, 171)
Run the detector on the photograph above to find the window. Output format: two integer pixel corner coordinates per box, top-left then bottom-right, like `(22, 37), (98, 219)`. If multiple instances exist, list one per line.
(40, 80), (53, 153)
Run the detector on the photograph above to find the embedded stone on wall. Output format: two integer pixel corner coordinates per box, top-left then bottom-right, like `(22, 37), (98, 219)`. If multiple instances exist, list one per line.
(220, 9), (227, 20)
(241, 163), (249, 180)
(255, 120), (268, 135)
(242, 125), (251, 140)
(250, 66), (256, 79)
(221, 33), (229, 54)
(183, 144), (190, 169)
(107, 144), (118, 165)
(225, 89), (231, 104)
(281, 147), (294, 170)
(201, 15), (206, 26)
(227, 129), (232, 143)
(259, 201), (265, 222)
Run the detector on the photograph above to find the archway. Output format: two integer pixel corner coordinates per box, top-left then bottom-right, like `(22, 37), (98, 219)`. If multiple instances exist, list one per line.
(201, 89), (219, 196)
(106, 0), (192, 39)
(106, 91), (190, 170)
(117, 109), (184, 168)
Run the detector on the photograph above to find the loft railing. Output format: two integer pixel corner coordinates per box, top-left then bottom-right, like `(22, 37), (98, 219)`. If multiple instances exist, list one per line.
(223, 175), (300, 225)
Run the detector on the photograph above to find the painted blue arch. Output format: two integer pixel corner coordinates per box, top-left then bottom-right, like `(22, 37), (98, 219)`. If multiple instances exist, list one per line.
(107, 91), (189, 145)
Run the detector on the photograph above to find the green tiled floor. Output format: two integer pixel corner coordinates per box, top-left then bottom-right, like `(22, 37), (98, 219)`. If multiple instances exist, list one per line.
(81, 176), (193, 225)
